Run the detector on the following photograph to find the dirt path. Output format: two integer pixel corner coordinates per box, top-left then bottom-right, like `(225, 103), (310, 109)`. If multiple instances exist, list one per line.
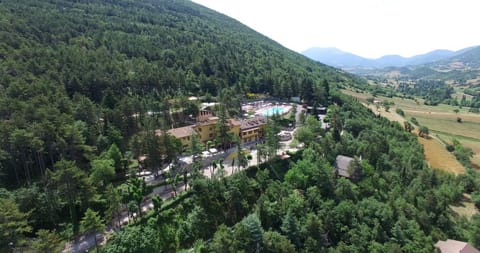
(366, 104), (465, 175)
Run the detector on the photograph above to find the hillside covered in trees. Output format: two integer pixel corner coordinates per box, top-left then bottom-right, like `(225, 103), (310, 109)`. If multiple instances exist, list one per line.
(102, 94), (480, 252)
(1, 0), (480, 252)
(0, 0), (363, 251)
(0, 0), (362, 185)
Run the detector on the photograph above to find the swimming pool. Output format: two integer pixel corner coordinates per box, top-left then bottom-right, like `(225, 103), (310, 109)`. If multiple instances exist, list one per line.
(263, 107), (286, 116)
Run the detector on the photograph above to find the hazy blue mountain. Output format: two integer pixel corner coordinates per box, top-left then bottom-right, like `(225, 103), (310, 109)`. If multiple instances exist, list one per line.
(407, 49), (456, 65)
(302, 47), (373, 67)
(433, 46), (480, 68)
(352, 46), (480, 81)
(375, 55), (409, 67)
(302, 47), (471, 69)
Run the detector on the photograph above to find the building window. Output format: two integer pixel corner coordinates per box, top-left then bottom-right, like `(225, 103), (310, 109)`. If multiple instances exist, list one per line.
(209, 133), (213, 138)
(198, 128), (202, 132)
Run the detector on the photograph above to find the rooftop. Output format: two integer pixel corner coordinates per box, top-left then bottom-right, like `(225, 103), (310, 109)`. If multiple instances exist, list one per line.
(335, 155), (354, 178)
(156, 125), (195, 139)
(435, 239), (480, 253)
(240, 116), (268, 130)
(196, 116), (219, 126)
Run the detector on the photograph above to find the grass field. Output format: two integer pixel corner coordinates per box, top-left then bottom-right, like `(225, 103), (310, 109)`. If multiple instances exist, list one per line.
(450, 194), (480, 219)
(343, 89), (480, 173)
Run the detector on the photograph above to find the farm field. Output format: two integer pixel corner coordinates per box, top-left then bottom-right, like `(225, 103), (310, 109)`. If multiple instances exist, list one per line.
(343, 89), (480, 172)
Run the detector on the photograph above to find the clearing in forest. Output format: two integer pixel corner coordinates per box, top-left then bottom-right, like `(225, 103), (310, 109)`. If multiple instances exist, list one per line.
(343, 89), (466, 174)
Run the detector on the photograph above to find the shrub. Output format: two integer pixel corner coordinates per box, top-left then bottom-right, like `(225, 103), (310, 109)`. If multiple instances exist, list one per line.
(396, 108), (405, 117)
(446, 144), (455, 152)
(410, 117), (419, 126)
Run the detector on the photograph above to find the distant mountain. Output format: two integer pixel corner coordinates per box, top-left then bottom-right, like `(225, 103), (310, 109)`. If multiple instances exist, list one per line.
(354, 46), (480, 82)
(302, 47), (373, 67)
(433, 46), (480, 69)
(407, 49), (457, 65)
(302, 47), (471, 69)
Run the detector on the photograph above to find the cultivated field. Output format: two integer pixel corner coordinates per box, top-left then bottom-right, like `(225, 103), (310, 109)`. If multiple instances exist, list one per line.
(343, 89), (480, 173)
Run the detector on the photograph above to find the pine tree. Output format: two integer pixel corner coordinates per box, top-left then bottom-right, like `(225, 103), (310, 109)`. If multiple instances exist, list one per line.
(81, 208), (105, 253)
(215, 103), (232, 150)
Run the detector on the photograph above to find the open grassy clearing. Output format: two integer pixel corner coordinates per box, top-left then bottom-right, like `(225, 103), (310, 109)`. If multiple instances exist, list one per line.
(417, 135), (465, 175)
(363, 101), (465, 174)
(409, 115), (480, 140)
(434, 132), (480, 169)
(343, 89), (469, 174)
(450, 194), (480, 219)
(343, 88), (476, 113)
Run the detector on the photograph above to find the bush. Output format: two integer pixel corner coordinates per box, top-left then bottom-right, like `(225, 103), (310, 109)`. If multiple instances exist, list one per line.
(410, 117), (419, 126)
(446, 144), (455, 152)
(396, 108), (405, 117)
(471, 191), (480, 208)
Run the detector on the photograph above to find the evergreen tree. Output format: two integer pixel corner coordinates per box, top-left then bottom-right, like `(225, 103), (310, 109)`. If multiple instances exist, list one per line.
(50, 159), (92, 236)
(0, 197), (32, 250)
(81, 208), (105, 253)
(215, 103), (232, 150)
(265, 119), (280, 159)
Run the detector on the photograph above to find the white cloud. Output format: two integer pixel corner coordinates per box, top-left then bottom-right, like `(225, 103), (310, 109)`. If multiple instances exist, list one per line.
(193, 0), (480, 58)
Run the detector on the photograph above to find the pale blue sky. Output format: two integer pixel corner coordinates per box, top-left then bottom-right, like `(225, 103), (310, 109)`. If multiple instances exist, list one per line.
(192, 0), (480, 58)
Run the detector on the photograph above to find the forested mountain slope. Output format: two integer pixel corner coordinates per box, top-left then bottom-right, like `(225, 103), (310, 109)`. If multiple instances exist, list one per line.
(3, 0), (480, 252)
(0, 0), (362, 186)
(0, 0), (366, 251)
(0, 0), (357, 101)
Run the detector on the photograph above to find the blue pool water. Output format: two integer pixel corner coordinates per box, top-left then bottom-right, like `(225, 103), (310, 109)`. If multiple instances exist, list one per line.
(263, 107), (285, 116)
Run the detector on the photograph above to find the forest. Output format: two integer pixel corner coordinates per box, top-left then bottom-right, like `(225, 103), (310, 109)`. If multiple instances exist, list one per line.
(0, 0), (359, 251)
(1, 0), (480, 252)
(396, 80), (454, 105)
(101, 94), (480, 252)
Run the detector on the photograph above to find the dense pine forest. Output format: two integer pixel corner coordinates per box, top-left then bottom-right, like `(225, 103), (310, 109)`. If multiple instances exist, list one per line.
(0, 0), (358, 185)
(1, 0), (480, 252)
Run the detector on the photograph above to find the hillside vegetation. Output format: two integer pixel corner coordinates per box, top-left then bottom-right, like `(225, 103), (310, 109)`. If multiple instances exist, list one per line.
(1, 0), (480, 252)
(0, 0), (363, 250)
(0, 0), (362, 186)
(104, 95), (480, 252)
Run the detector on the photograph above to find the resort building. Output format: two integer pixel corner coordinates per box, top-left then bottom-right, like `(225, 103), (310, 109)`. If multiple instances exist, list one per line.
(166, 125), (195, 149)
(158, 111), (248, 150)
(193, 116), (241, 144)
(239, 116), (268, 143)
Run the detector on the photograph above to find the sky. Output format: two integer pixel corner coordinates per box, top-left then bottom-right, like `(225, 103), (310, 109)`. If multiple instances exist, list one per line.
(192, 0), (480, 59)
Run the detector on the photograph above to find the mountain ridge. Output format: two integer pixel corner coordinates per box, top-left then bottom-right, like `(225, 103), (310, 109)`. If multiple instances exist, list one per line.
(302, 46), (475, 69)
